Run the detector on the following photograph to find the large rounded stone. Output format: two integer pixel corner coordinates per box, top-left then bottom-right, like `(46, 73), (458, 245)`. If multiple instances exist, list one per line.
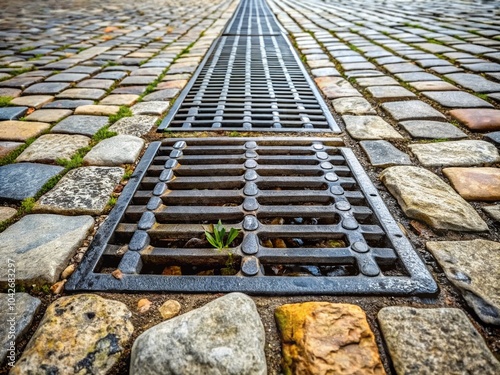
(380, 166), (488, 231)
(11, 294), (133, 374)
(275, 302), (385, 375)
(130, 293), (266, 375)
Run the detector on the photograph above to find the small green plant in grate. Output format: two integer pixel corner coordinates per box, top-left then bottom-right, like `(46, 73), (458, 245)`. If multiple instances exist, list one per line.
(205, 220), (240, 250)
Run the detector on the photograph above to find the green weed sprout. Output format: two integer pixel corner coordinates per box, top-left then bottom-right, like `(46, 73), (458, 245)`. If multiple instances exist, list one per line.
(205, 220), (240, 250)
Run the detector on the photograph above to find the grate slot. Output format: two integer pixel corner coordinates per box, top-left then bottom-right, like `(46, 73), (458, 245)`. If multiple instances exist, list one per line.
(68, 138), (438, 295)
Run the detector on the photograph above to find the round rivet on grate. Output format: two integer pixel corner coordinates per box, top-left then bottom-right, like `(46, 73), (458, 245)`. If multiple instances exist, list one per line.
(245, 159), (257, 169)
(173, 141), (187, 150)
(325, 172), (339, 182)
(243, 215), (259, 231)
(153, 182), (167, 196)
(138, 211), (156, 230)
(129, 230), (150, 251)
(342, 217), (359, 230)
(316, 151), (329, 160)
(159, 169), (174, 182)
(244, 170), (258, 181)
(330, 185), (344, 195)
(242, 256), (260, 276)
(335, 201), (351, 211)
(245, 150), (257, 158)
(164, 159), (178, 169)
(272, 123), (282, 128)
(313, 143), (324, 150)
(245, 141), (257, 149)
(244, 182), (258, 196)
(243, 197), (259, 211)
(351, 241), (369, 253)
(170, 150), (183, 159)
(146, 196), (162, 211)
(320, 162), (334, 170)
(241, 233), (259, 254)
(358, 258), (380, 277)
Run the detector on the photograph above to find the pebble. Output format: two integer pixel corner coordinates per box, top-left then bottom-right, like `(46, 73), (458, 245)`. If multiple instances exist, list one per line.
(158, 300), (182, 320)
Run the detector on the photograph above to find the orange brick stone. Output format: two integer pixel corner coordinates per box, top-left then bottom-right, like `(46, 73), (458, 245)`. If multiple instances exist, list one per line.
(450, 109), (500, 132)
(443, 167), (500, 201)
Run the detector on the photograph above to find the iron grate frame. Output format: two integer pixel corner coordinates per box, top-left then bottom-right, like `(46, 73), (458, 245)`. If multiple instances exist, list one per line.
(157, 0), (341, 133)
(67, 137), (438, 296)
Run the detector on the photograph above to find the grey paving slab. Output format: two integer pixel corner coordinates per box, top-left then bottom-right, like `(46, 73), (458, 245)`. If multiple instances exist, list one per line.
(24, 109), (72, 123)
(23, 82), (71, 95)
(0, 214), (94, 286)
(76, 79), (114, 90)
(445, 73), (500, 93)
(0, 76), (44, 89)
(10, 95), (53, 108)
(35, 166), (123, 215)
(381, 100), (445, 121)
(413, 42), (456, 53)
(422, 91), (493, 108)
(16, 134), (90, 163)
(142, 88), (179, 101)
(343, 115), (403, 140)
(355, 76), (399, 87)
(51, 115), (108, 137)
(366, 85), (416, 101)
(131, 101), (170, 116)
(394, 72), (441, 82)
(108, 115), (158, 137)
(378, 307), (500, 375)
(56, 88), (106, 100)
(409, 81), (459, 91)
(83, 135), (144, 166)
(452, 43), (496, 55)
(94, 71), (128, 80)
(331, 97), (376, 115)
(0, 163), (64, 201)
(400, 120), (467, 139)
(0, 141), (23, 158)
(43, 100), (94, 109)
(100, 94), (139, 106)
(360, 140), (411, 167)
(0, 106), (28, 120)
(484, 131), (500, 146)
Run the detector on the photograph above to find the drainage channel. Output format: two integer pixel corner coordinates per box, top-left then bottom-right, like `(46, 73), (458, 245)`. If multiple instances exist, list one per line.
(67, 138), (437, 295)
(157, 0), (340, 132)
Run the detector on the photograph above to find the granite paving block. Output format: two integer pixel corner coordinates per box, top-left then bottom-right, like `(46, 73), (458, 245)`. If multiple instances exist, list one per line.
(108, 115), (158, 137)
(0, 141), (23, 158)
(51, 115), (108, 137)
(380, 166), (488, 231)
(10, 95), (53, 109)
(400, 120), (467, 139)
(131, 101), (169, 116)
(76, 79), (114, 90)
(0, 88), (22, 98)
(43, 99), (93, 109)
(366, 85), (416, 101)
(378, 307), (500, 374)
(45, 73), (89, 82)
(0, 120), (50, 141)
(0, 293), (41, 363)
(445, 73), (500, 93)
(23, 82), (71, 95)
(0, 214), (94, 286)
(83, 135), (145, 166)
(450, 109), (500, 132)
(314, 77), (361, 99)
(360, 140), (411, 167)
(130, 68), (164, 76)
(384, 63), (423, 74)
(343, 115), (403, 140)
(394, 72), (441, 82)
(99, 94), (139, 106)
(0, 106), (28, 120)
(35, 166), (123, 215)
(120, 76), (156, 86)
(484, 131), (500, 146)
(64, 66), (101, 75)
(156, 80), (187, 90)
(24, 109), (72, 123)
(310, 67), (341, 77)
(74, 105), (120, 116)
(16, 134), (90, 163)
(56, 88), (106, 100)
(355, 76), (399, 87)
(463, 63), (500, 72)
(142, 88), (180, 101)
(0, 163), (64, 201)
(423, 91), (493, 108)
(331, 97), (376, 115)
(428, 240), (500, 325)
(443, 167), (500, 201)
(409, 140), (500, 167)
(0, 76), (44, 89)
(112, 86), (147, 95)
(94, 71), (128, 80)
(413, 42), (456, 53)
(382, 100), (445, 121)
(409, 81), (458, 91)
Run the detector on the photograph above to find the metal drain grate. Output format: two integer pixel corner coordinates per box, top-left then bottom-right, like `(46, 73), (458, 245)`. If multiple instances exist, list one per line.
(157, 0), (340, 132)
(67, 138), (437, 295)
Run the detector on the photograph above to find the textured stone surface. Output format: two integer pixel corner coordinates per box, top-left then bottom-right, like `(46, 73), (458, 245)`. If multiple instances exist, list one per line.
(0, 120), (50, 141)
(131, 101), (170, 116)
(130, 293), (266, 375)
(16, 134), (90, 163)
(409, 80), (459, 91)
(409, 140), (500, 167)
(0, 206), (17, 221)
(484, 131), (500, 146)
(366, 85), (416, 101)
(0, 293), (41, 363)
(0, 141), (23, 158)
(100, 94), (139, 106)
(382, 100), (445, 121)
(445, 73), (500, 93)
(108, 115), (158, 137)
(423, 91), (493, 108)
(75, 105), (120, 116)
(331, 97), (376, 115)
(378, 307), (500, 374)
(314, 77), (362, 99)
(380, 166), (488, 231)
(443, 167), (500, 201)
(83, 135), (144, 166)
(51, 115), (109, 136)
(56, 88), (106, 100)
(360, 140), (411, 167)
(0, 214), (93, 286)
(0, 106), (28, 120)
(343, 115), (403, 140)
(427, 240), (500, 325)
(10, 95), (54, 109)
(35, 166), (123, 215)
(400, 120), (467, 139)
(24, 109), (72, 123)
(43, 100), (94, 109)
(11, 294), (133, 375)
(275, 302), (385, 375)
(483, 205), (500, 221)
(0, 163), (64, 201)
(450, 109), (500, 132)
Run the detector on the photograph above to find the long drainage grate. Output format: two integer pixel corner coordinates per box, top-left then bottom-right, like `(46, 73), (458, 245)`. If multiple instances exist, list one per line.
(67, 138), (437, 295)
(157, 0), (340, 132)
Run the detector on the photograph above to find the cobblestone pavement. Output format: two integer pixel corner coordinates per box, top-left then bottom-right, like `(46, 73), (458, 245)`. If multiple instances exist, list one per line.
(0, 0), (499, 374)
